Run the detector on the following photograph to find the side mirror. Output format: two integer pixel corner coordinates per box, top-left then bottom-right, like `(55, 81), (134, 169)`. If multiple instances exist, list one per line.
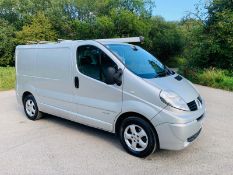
(104, 67), (123, 86)
(114, 68), (123, 86)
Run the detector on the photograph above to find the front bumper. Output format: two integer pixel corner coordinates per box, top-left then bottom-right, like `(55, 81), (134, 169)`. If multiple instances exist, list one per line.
(151, 105), (206, 150)
(155, 117), (203, 150)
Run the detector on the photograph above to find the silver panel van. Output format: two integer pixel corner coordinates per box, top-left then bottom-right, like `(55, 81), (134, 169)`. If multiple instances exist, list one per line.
(15, 37), (206, 157)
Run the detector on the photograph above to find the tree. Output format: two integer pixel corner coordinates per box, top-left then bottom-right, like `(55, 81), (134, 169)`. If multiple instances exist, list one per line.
(110, 9), (150, 37)
(16, 12), (57, 44)
(73, 0), (155, 19)
(93, 16), (115, 38)
(204, 0), (233, 69)
(182, 0), (233, 70)
(148, 17), (185, 62)
(0, 19), (16, 66)
(0, 0), (53, 29)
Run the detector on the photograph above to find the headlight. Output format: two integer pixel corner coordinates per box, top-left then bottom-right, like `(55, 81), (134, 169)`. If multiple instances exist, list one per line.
(160, 90), (189, 111)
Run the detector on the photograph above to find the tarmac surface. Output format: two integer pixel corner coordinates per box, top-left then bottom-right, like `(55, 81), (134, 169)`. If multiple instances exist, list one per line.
(0, 85), (232, 175)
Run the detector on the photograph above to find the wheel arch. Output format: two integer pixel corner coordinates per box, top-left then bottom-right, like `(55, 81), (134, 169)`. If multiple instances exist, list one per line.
(114, 112), (160, 148)
(22, 91), (33, 103)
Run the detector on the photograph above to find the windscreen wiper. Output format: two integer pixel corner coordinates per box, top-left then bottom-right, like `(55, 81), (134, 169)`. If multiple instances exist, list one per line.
(155, 71), (167, 78)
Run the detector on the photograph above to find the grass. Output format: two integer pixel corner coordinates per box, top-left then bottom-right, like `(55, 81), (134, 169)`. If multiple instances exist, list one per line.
(0, 67), (16, 91)
(0, 66), (232, 92)
(181, 68), (233, 91)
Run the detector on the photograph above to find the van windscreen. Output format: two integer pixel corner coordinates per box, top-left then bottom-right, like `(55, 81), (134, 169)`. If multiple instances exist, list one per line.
(106, 44), (168, 79)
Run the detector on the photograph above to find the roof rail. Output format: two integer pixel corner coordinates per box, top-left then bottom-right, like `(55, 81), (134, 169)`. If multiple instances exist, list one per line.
(95, 36), (144, 43)
(38, 41), (54, 44)
(57, 39), (73, 43)
(26, 41), (55, 44)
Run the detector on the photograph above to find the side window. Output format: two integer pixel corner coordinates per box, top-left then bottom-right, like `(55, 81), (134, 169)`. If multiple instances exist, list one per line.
(77, 45), (117, 83)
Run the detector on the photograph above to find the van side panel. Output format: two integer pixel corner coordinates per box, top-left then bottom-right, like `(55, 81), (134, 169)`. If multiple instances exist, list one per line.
(17, 48), (36, 76)
(34, 47), (74, 118)
(16, 47), (38, 105)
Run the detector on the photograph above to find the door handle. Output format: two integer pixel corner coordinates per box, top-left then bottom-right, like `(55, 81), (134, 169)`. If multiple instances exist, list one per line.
(74, 77), (79, 88)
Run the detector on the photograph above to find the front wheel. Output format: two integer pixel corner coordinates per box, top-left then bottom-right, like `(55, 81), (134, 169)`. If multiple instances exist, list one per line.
(23, 94), (42, 120)
(119, 117), (158, 158)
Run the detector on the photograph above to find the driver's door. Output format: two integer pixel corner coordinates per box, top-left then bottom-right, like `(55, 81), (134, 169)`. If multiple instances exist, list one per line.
(73, 43), (123, 131)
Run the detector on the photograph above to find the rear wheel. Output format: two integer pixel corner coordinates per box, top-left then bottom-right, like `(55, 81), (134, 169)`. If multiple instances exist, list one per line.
(23, 94), (42, 120)
(119, 116), (158, 158)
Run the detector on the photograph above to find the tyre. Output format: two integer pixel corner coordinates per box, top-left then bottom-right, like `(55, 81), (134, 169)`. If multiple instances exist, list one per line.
(23, 94), (42, 120)
(119, 116), (158, 158)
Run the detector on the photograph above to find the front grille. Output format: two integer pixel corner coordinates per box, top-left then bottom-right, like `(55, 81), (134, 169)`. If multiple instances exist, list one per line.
(187, 100), (198, 111)
(187, 129), (202, 142)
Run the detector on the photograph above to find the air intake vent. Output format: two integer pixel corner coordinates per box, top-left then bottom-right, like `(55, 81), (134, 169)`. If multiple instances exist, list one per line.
(174, 75), (183, 81)
(187, 129), (201, 142)
(197, 96), (203, 104)
(187, 100), (198, 111)
(196, 115), (204, 121)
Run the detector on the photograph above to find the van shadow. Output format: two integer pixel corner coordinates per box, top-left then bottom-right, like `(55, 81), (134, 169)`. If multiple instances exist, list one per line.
(19, 110), (189, 159)
(20, 110), (189, 161)
(42, 113), (124, 151)
(42, 114), (188, 160)
(147, 149), (186, 160)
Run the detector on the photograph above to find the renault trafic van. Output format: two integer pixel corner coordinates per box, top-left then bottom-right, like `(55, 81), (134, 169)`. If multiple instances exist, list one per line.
(15, 37), (206, 157)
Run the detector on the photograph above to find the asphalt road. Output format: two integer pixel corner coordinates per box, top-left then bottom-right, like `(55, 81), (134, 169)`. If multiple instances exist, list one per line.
(0, 85), (233, 175)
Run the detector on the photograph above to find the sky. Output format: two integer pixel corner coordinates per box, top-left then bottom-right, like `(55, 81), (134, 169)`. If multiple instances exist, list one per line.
(153, 0), (203, 21)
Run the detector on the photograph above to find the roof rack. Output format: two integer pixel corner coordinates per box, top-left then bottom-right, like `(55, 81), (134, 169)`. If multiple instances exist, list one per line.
(26, 41), (55, 44)
(57, 39), (74, 43)
(26, 36), (144, 45)
(95, 36), (144, 43)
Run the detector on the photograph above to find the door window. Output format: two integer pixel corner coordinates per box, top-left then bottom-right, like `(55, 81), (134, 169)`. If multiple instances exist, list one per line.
(77, 45), (117, 83)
